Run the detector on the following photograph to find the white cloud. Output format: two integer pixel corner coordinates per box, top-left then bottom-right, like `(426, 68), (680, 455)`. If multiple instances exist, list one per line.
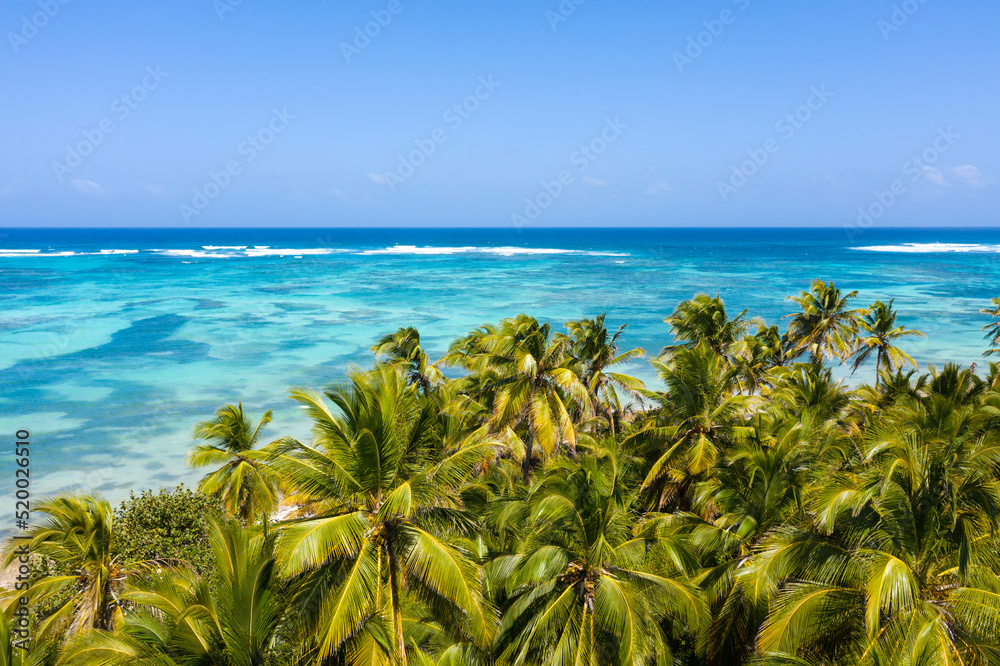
(952, 164), (986, 186)
(581, 176), (607, 188)
(141, 183), (164, 196)
(647, 181), (673, 194)
(367, 173), (387, 185)
(921, 166), (948, 186)
(70, 179), (105, 195)
(0, 178), (23, 196)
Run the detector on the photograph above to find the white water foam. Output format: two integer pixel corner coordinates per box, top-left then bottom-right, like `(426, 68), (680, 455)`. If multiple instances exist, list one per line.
(0, 245), (630, 259)
(0, 249), (76, 257)
(243, 247), (345, 256)
(852, 243), (1000, 253)
(154, 249), (232, 258)
(359, 245), (629, 257)
(1, 249), (134, 257)
(152, 247), (347, 258)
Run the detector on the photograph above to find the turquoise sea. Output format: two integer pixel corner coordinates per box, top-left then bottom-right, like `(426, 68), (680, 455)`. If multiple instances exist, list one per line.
(2, 227), (999, 501)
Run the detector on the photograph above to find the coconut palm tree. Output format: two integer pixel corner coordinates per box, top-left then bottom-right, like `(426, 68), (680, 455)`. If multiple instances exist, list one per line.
(0, 613), (54, 665)
(372, 325), (444, 395)
(850, 299), (925, 380)
(925, 362), (986, 407)
(750, 423), (1000, 665)
(784, 279), (863, 364)
(560, 314), (646, 435)
(443, 315), (591, 481)
(2, 496), (135, 641)
(265, 365), (496, 664)
(60, 518), (287, 666)
(980, 296), (1000, 356)
(732, 324), (789, 395)
(493, 450), (708, 664)
(653, 409), (851, 665)
(625, 342), (756, 511)
(766, 363), (854, 425)
(187, 402), (281, 524)
(663, 293), (761, 360)
(855, 368), (928, 416)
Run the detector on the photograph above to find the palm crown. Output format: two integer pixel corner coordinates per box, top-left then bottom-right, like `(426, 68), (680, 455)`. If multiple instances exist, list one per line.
(444, 314), (590, 480)
(494, 449), (708, 665)
(784, 279), (862, 364)
(265, 365), (496, 663)
(850, 299), (925, 378)
(187, 402), (281, 523)
(559, 314), (646, 435)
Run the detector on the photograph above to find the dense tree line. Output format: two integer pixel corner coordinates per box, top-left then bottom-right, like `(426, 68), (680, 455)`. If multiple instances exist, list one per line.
(8, 280), (1000, 665)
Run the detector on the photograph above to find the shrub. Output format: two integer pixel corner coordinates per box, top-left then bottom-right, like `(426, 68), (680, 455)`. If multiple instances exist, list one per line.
(112, 485), (222, 575)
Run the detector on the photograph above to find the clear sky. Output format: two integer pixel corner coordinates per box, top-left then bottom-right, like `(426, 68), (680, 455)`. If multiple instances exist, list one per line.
(0, 0), (997, 227)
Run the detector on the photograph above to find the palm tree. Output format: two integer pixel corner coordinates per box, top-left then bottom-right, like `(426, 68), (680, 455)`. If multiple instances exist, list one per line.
(850, 299), (925, 379)
(766, 363), (854, 424)
(0, 613), (53, 665)
(663, 293), (761, 360)
(444, 315), (591, 481)
(784, 279), (863, 364)
(625, 342), (756, 511)
(855, 368), (928, 416)
(61, 518), (287, 666)
(925, 362), (986, 407)
(493, 450), (708, 664)
(751, 423), (1000, 664)
(372, 325), (444, 395)
(266, 365), (496, 664)
(980, 296), (1000, 356)
(187, 402), (281, 524)
(560, 314), (646, 435)
(1, 496), (135, 640)
(732, 324), (789, 395)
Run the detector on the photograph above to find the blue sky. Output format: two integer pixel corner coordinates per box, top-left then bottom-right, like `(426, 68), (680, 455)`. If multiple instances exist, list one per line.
(0, 0), (997, 227)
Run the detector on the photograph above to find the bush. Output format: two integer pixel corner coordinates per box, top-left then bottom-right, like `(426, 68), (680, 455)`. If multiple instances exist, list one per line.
(113, 485), (223, 575)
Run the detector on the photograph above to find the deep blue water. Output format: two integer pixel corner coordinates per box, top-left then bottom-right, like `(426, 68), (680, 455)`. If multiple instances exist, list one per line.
(2, 226), (999, 501)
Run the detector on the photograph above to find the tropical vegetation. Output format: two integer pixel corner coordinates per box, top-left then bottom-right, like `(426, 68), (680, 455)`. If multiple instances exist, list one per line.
(7, 284), (1000, 665)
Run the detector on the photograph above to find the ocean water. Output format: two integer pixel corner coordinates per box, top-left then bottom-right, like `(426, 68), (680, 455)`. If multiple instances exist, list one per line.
(2, 226), (999, 502)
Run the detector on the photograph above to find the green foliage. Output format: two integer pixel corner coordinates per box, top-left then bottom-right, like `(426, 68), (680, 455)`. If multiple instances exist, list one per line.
(188, 403), (282, 523)
(61, 518), (287, 665)
(112, 485), (222, 576)
(19, 287), (1000, 666)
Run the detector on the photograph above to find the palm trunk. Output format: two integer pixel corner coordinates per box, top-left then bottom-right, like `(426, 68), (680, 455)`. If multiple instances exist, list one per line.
(387, 541), (408, 666)
(521, 430), (534, 483)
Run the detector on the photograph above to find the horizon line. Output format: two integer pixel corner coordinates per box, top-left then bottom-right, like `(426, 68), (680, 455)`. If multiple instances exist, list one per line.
(4, 225), (1000, 231)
